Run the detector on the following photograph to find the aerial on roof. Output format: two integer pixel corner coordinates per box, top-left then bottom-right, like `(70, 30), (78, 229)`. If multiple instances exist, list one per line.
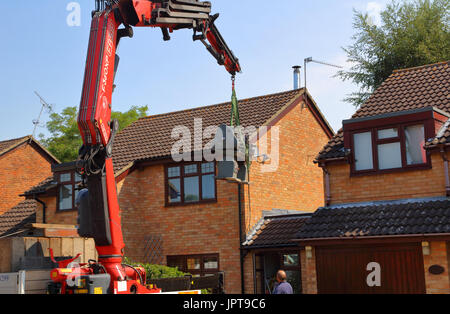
(112, 88), (332, 173)
(317, 61), (450, 161)
(0, 200), (36, 238)
(295, 198), (450, 240)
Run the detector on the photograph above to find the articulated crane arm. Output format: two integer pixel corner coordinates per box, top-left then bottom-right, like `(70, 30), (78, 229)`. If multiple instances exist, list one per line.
(49, 0), (240, 294)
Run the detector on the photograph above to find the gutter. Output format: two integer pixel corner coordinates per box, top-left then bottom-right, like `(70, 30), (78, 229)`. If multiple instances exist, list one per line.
(293, 233), (450, 245)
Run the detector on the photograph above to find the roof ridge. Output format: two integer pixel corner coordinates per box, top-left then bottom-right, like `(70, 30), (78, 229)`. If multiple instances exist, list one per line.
(326, 196), (449, 210)
(392, 60), (449, 74)
(0, 135), (31, 145)
(139, 89), (303, 121)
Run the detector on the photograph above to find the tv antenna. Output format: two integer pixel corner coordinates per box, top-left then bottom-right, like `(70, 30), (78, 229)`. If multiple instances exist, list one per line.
(304, 57), (343, 90)
(32, 91), (53, 140)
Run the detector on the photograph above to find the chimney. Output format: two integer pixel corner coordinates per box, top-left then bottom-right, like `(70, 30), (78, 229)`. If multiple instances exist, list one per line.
(292, 66), (301, 90)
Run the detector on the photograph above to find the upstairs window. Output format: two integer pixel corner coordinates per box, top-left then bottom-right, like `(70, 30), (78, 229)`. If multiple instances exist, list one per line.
(166, 162), (217, 206)
(352, 123), (427, 174)
(57, 171), (82, 211)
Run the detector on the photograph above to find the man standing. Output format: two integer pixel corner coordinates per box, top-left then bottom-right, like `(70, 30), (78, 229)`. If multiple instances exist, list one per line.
(272, 270), (293, 294)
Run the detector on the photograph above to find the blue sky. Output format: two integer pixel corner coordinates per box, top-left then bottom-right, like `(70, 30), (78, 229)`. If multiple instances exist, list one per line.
(0, 0), (387, 141)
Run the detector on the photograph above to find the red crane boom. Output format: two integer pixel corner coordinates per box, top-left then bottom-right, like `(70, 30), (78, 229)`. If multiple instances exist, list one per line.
(49, 0), (240, 294)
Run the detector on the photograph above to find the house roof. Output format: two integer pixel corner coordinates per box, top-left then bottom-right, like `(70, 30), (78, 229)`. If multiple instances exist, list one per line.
(295, 198), (450, 240)
(0, 200), (37, 238)
(0, 135), (60, 163)
(317, 61), (450, 162)
(112, 89), (332, 172)
(243, 214), (311, 249)
(23, 176), (57, 197)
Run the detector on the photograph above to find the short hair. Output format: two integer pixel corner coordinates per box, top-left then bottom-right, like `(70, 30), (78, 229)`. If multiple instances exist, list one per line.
(277, 270), (287, 281)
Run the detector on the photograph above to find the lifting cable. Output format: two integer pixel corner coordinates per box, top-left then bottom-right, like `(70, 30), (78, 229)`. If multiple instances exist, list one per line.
(229, 75), (253, 230)
(230, 75), (240, 127)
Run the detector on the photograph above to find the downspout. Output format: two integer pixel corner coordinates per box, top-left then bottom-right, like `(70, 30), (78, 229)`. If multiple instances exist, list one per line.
(439, 145), (450, 197)
(34, 196), (47, 224)
(238, 184), (246, 294)
(320, 163), (331, 206)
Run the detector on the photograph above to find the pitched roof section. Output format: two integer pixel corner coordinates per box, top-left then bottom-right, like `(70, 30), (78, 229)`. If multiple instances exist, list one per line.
(243, 214), (311, 249)
(112, 89), (329, 172)
(0, 200), (37, 238)
(317, 61), (450, 161)
(295, 198), (450, 240)
(23, 176), (57, 197)
(0, 136), (30, 156)
(0, 135), (60, 163)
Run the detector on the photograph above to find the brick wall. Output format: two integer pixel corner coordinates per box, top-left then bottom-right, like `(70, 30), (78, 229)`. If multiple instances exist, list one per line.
(243, 253), (255, 294)
(300, 247), (317, 294)
(0, 143), (55, 215)
(36, 195), (78, 225)
(242, 102), (330, 233)
(32, 98), (331, 294)
(325, 152), (448, 205)
(119, 164), (243, 293)
(423, 241), (450, 294)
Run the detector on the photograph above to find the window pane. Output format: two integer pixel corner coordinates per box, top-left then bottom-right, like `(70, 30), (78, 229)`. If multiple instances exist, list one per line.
(59, 185), (73, 210)
(405, 125), (426, 165)
(60, 173), (71, 182)
(168, 179), (181, 203)
(184, 177), (199, 202)
(378, 128), (398, 139)
(354, 132), (374, 171)
(75, 173), (82, 182)
(187, 257), (201, 270)
(283, 254), (299, 267)
(202, 174), (215, 200)
(285, 270), (301, 294)
(204, 257), (218, 270)
(202, 162), (215, 174)
(378, 142), (402, 170)
(184, 164), (198, 175)
(168, 167), (180, 178)
(167, 257), (185, 272)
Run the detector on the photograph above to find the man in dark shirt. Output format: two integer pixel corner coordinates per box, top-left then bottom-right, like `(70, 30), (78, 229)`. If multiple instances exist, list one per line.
(272, 270), (293, 294)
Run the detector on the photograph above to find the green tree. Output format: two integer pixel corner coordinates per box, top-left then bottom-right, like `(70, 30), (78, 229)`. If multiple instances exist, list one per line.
(40, 105), (148, 162)
(338, 0), (450, 107)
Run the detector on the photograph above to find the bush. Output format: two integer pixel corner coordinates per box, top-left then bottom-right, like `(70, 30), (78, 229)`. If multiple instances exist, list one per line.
(123, 257), (187, 280)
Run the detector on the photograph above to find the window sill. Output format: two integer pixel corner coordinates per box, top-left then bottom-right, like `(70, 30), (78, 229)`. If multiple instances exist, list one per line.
(350, 163), (432, 177)
(56, 209), (78, 213)
(165, 199), (218, 208)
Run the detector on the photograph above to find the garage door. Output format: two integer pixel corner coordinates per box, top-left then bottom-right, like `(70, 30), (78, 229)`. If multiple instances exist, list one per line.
(315, 243), (426, 294)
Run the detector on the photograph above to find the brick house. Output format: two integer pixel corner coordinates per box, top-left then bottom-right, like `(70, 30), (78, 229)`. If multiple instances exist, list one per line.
(0, 136), (59, 237)
(294, 61), (450, 294)
(24, 88), (333, 294)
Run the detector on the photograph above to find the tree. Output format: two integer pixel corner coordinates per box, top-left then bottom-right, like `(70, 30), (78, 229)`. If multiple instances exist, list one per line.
(40, 105), (148, 163)
(338, 0), (450, 107)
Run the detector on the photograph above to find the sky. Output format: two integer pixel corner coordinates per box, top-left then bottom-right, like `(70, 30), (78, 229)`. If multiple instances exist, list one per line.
(0, 0), (388, 141)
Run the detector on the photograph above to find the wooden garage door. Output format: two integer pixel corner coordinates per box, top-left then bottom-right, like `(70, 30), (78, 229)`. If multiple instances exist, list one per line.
(316, 243), (426, 294)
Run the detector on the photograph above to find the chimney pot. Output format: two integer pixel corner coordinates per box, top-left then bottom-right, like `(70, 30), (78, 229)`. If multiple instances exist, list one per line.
(292, 66), (301, 90)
